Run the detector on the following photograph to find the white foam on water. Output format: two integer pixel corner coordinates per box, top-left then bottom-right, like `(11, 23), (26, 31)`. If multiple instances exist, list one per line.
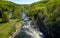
(20, 20), (44, 38)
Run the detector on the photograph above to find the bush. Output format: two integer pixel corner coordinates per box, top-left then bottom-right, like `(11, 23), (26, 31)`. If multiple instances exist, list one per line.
(2, 12), (9, 22)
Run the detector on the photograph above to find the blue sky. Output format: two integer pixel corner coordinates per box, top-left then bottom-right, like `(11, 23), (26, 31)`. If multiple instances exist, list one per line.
(8, 0), (39, 4)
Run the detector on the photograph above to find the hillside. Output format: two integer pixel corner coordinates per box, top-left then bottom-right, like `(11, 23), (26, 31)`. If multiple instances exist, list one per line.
(0, 1), (24, 22)
(26, 0), (60, 38)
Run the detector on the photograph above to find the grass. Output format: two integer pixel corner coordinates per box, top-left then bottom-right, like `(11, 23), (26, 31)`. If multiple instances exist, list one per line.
(0, 20), (22, 38)
(0, 18), (2, 22)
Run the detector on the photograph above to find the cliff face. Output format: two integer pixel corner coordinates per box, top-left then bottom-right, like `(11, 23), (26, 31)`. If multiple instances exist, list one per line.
(35, 16), (60, 38)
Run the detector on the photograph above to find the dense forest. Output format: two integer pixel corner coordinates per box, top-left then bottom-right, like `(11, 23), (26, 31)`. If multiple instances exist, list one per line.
(25, 0), (60, 38)
(0, 0), (24, 22)
(26, 0), (60, 38)
(0, 0), (60, 38)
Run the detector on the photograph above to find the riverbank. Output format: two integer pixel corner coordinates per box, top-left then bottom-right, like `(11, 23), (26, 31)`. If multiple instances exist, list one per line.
(9, 20), (23, 38)
(0, 20), (22, 38)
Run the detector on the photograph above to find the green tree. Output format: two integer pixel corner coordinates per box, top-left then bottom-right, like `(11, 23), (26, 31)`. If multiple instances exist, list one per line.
(2, 12), (9, 22)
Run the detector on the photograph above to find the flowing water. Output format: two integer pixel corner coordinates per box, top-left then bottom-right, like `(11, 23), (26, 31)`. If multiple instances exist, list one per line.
(14, 12), (44, 38)
(19, 20), (44, 38)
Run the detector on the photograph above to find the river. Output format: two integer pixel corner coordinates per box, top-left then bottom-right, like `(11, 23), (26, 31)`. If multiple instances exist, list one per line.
(13, 12), (44, 38)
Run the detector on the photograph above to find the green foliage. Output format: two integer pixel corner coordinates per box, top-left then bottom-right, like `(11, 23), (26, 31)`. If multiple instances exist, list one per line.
(44, 0), (60, 25)
(0, 0), (60, 37)
(0, 1), (24, 22)
(2, 12), (9, 22)
(26, 0), (60, 37)
(26, 0), (60, 26)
